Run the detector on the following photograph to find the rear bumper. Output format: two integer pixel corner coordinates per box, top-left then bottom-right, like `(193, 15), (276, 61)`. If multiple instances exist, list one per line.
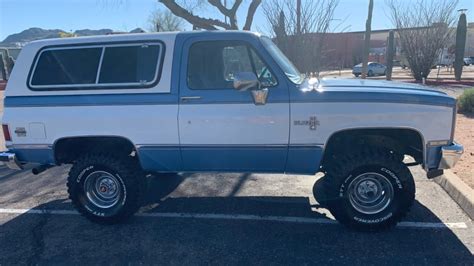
(0, 151), (23, 170)
(439, 141), (464, 169)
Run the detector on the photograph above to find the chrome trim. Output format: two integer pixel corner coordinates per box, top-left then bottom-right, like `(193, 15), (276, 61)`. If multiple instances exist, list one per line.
(347, 172), (394, 215)
(94, 47), (105, 84)
(450, 104), (457, 143)
(180, 96), (202, 102)
(427, 140), (450, 146)
(0, 151), (23, 170)
(135, 144), (324, 149)
(8, 144), (52, 149)
(439, 141), (463, 169)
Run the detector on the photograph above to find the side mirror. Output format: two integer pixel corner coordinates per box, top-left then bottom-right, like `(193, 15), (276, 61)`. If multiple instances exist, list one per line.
(233, 72), (259, 91)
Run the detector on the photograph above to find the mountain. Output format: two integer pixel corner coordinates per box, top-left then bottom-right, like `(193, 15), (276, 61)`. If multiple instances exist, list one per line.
(1, 28), (66, 45)
(1, 27), (145, 47)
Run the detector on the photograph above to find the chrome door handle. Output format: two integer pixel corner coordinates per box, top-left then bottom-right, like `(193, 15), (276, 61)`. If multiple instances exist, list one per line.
(180, 96), (202, 102)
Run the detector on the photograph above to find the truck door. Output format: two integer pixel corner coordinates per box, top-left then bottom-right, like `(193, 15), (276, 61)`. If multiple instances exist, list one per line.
(178, 37), (290, 172)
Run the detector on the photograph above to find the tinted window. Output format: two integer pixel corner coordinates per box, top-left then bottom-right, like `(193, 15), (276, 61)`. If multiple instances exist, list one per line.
(31, 48), (102, 86)
(222, 45), (253, 82)
(260, 37), (302, 84)
(99, 45), (161, 84)
(187, 41), (277, 90)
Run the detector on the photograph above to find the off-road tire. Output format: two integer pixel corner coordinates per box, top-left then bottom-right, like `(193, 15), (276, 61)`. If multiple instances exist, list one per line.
(67, 153), (145, 224)
(324, 147), (415, 232)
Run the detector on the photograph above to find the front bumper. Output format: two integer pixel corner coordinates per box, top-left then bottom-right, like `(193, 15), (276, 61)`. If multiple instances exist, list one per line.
(0, 151), (23, 170)
(439, 141), (464, 169)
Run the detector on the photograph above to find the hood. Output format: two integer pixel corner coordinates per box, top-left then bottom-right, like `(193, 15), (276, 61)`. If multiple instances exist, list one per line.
(296, 78), (456, 107)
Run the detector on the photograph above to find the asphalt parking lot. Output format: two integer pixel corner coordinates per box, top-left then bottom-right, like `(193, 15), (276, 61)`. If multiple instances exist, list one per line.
(0, 163), (473, 265)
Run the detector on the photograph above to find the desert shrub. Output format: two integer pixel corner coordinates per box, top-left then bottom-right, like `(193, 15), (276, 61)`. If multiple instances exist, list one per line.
(458, 88), (474, 113)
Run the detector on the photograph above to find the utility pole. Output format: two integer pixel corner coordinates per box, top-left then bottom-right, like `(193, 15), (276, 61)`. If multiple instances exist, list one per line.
(385, 30), (395, 80)
(361, 0), (373, 79)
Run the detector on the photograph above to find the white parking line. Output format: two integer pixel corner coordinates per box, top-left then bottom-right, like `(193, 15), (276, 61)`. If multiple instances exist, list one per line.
(0, 208), (468, 229)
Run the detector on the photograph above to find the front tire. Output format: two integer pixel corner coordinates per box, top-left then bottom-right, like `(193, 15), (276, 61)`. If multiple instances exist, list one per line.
(324, 148), (415, 231)
(67, 153), (145, 224)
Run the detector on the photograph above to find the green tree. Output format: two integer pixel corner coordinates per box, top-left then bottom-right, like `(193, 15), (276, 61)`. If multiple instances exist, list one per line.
(454, 12), (467, 81)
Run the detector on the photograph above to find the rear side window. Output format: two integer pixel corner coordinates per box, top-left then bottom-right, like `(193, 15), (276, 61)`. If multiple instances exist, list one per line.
(29, 42), (163, 90)
(31, 48), (102, 86)
(99, 45), (161, 84)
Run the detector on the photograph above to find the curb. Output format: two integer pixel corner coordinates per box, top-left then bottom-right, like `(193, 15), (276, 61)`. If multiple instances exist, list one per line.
(434, 170), (474, 220)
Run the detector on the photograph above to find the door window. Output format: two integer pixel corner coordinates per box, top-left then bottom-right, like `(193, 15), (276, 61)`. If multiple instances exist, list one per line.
(187, 41), (277, 90)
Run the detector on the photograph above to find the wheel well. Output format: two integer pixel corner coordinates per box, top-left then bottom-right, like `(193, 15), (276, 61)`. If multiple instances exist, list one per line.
(321, 128), (424, 167)
(54, 136), (136, 164)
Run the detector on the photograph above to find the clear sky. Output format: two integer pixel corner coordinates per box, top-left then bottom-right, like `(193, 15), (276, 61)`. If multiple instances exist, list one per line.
(1, 0), (473, 41)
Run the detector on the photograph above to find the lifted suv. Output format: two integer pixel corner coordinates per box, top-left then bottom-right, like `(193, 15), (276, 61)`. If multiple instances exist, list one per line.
(0, 31), (463, 231)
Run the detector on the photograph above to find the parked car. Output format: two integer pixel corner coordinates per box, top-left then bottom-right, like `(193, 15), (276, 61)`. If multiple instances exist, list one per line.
(352, 62), (387, 77)
(0, 31), (463, 231)
(464, 57), (473, 66)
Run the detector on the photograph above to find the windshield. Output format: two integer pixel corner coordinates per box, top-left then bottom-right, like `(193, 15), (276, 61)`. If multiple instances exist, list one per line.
(260, 36), (304, 85)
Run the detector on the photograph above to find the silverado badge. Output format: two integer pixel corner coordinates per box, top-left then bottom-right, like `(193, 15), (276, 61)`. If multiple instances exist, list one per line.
(294, 116), (320, 131)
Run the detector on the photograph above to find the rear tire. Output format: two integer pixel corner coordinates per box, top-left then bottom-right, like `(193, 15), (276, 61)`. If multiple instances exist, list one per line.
(324, 147), (415, 231)
(67, 153), (145, 224)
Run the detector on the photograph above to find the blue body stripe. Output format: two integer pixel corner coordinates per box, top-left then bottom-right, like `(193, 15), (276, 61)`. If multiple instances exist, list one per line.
(137, 146), (181, 172)
(285, 146), (323, 174)
(180, 146), (288, 172)
(136, 145), (322, 174)
(290, 90), (455, 107)
(4, 90), (455, 107)
(4, 93), (178, 107)
(12, 148), (55, 165)
(10, 144), (323, 175)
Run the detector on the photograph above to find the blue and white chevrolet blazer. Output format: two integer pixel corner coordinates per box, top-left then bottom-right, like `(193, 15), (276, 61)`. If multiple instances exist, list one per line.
(0, 31), (463, 231)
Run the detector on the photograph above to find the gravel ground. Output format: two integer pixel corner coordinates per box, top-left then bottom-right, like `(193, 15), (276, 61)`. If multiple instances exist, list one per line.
(430, 86), (474, 189)
(452, 112), (474, 189)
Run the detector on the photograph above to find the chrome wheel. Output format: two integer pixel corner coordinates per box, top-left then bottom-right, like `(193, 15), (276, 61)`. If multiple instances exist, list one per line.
(84, 171), (122, 209)
(347, 172), (394, 215)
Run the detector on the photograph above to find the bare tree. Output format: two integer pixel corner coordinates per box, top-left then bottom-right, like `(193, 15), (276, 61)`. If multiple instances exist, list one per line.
(262, 0), (339, 74)
(387, 0), (459, 81)
(149, 9), (184, 32)
(158, 0), (262, 30)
